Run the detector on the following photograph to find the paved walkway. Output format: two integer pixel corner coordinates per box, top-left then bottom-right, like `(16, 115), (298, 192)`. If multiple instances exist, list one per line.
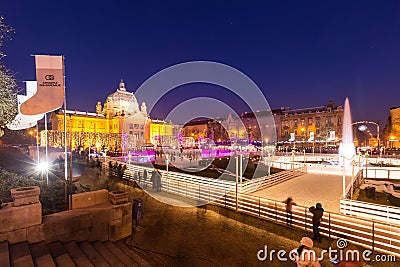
(250, 173), (353, 213)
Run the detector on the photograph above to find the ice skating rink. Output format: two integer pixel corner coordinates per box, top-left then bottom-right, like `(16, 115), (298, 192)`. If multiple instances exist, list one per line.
(250, 173), (353, 213)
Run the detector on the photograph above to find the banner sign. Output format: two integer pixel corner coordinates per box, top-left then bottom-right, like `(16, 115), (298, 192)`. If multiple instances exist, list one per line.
(20, 55), (64, 115)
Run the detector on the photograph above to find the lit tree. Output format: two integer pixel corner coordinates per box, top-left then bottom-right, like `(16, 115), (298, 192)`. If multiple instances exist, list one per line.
(0, 17), (18, 137)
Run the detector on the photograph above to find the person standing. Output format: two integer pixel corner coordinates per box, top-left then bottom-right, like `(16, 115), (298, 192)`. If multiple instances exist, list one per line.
(156, 169), (162, 192)
(283, 197), (296, 226)
(309, 203), (324, 242)
(143, 170), (148, 189)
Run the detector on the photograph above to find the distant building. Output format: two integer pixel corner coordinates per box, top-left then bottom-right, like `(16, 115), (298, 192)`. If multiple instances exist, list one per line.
(48, 80), (171, 151)
(383, 106), (400, 148)
(146, 119), (173, 146)
(274, 100), (343, 144)
(178, 100), (344, 146)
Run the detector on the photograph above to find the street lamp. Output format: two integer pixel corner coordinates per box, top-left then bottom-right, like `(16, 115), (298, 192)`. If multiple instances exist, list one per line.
(352, 120), (380, 151)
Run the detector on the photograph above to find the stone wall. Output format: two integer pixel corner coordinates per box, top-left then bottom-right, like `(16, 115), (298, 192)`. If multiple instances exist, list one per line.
(0, 188), (132, 244)
(71, 189), (109, 209)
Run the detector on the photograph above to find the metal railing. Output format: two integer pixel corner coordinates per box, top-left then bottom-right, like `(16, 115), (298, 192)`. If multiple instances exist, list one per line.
(345, 170), (364, 199)
(238, 166), (306, 194)
(363, 168), (400, 179)
(104, 160), (400, 258)
(340, 199), (400, 225)
(118, 163), (399, 258)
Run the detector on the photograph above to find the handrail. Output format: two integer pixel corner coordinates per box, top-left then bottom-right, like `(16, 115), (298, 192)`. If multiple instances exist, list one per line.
(106, 159), (400, 258)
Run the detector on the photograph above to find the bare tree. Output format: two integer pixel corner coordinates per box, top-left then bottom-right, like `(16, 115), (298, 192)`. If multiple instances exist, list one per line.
(0, 17), (18, 137)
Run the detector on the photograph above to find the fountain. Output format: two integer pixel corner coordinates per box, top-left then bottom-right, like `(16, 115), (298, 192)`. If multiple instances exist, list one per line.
(338, 97), (356, 166)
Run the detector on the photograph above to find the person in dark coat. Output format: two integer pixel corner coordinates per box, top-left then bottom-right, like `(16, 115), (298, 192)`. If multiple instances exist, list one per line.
(156, 169), (162, 192)
(309, 203), (324, 242)
(150, 170), (156, 190)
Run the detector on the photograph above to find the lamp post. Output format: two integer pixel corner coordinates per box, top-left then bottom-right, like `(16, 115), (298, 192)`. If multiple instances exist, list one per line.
(267, 152), (271, 176)
(291, 149), (295, 170)
(350, 159), (356, 199)
(351, 120), (380, 152)
(235, 156), (239, 212)
(342, 155), (346, 199)
(365, 151), (369, 178)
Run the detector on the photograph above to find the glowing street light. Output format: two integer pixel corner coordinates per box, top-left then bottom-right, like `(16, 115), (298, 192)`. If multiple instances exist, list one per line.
(37, 161), (49, 172)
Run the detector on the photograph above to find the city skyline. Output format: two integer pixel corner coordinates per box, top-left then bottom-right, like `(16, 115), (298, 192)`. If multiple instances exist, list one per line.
(2, 1), (400, 127)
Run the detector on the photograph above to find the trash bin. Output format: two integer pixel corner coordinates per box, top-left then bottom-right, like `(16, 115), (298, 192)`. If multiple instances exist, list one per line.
(132, 198), (143, 226)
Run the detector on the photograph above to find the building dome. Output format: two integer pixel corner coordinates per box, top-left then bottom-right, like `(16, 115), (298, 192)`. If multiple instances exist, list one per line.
(106, 80), (139, 115)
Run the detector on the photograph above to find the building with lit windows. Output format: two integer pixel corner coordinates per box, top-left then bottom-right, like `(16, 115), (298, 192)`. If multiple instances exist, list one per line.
(274, 100), (343, 144)
(383, 106), (400, 148)
(146, 119), (173, 146)
(47, 80), (172, 151)
(178, 100), (344, 146)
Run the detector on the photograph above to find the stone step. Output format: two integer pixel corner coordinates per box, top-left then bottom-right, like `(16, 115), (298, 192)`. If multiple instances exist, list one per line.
(115, 240), (154, 267)
(78, 241), (111, 267)
(91, 241), (126, 267)
(104, 240), (138, 266)
(9, 241), (34, 267)
(64, 241), (94, 267)
(29, 241), (56, 267)
(0, 241), (10, 267)
(47, 241), (76, 267)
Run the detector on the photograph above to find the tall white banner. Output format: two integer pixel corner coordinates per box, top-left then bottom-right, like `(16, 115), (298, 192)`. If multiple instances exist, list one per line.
(20, 55), (64, 115)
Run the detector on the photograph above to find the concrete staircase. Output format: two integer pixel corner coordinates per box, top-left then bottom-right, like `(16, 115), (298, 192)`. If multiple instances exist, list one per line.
(0, 239), (158, 267)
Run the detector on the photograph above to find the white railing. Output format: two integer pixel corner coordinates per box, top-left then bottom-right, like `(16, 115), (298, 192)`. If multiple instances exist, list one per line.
(106, 160), (400, 258)
(238, 166), (306, 194)
(363, 168), (400, 179)
(123, 164), (236, 192)
(340, 198), (400, 226)
(270, 161), (305, 170)
(344, 170), (364, 199)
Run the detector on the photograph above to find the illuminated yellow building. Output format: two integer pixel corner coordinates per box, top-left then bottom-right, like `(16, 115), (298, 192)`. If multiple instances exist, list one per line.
(383, 106), (400, 148)
(146, 119), (173, 145)
(45, 80), (178, 151)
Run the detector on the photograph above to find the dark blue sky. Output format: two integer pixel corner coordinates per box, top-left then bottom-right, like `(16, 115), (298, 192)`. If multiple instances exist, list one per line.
(2, 0), (400, 127)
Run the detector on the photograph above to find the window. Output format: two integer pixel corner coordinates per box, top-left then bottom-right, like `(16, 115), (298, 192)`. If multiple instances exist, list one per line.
(301, 119), (305, 126)
(316, 117), (320, 126)
(308, 118), (313, 125)
(294, 120), (298, 127)
(338, 117), (342, 125)
(327, 117), (332, 124)
(129, 124), (133, 129)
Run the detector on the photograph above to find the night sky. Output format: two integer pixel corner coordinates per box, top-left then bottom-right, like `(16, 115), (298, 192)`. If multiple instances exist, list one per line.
(2, 1), (400, 127)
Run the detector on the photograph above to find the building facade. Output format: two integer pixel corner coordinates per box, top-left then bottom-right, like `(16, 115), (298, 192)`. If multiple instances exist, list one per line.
(47, 80), (172, 151)
(178, 100), (344, 146)
(383, 106), (400, 148)
(275, 100), (343, 144)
